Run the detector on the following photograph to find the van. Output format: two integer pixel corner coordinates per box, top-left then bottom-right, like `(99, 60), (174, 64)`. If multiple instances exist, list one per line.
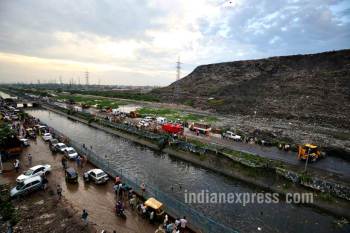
(10, 176), (43, 198)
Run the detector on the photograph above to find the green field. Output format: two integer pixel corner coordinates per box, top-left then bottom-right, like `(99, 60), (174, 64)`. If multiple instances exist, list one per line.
(137, 107), (217, 123)
(55, 94), (127, 109)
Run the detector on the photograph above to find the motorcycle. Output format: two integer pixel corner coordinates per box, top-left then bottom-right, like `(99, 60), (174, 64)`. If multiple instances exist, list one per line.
(115, 202), (127, 219)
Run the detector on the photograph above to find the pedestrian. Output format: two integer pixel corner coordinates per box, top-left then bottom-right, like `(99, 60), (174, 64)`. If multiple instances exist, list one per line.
(163, 214), (168, 228)
(150, 210), (155, 224)
(27, 153), (32, 166)
(61, 157), (67, 169)
(80, 155), (85, 168)
(76, 155), (81, 168)
(175, 218), (180, 229)
(115, 175), (121, 185)
(41, 174), (48, 190)
(81, 209), (89, 225)
(57, 185), (62, 200)
(180, 216), (187, 233)
(14, 159), (20, 173)
(140, 182), (146, 196)
(166, 223), (174, 233)
(155, 225), (165, 233)
(141, 203), (147, 218)
(129, 194), (137, 210)
(6, 221), (13, 233)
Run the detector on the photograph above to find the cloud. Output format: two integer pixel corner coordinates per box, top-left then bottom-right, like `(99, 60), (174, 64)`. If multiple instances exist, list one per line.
(0, 0), (349, 85)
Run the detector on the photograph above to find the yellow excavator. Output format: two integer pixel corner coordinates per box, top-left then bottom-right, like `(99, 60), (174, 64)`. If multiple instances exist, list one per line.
(297, 144), (322, 162)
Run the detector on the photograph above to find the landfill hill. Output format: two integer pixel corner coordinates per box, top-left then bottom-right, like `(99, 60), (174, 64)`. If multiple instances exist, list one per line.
(152, 49), (350, 129)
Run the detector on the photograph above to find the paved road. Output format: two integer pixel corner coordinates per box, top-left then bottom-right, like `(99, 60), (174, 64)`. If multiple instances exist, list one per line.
(184, 129), (350, 182)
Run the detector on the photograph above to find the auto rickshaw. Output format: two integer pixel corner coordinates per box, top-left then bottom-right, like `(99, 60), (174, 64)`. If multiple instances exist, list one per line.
(25, 128), (36, 139)
(144, 197), (165, 221)
(65, 167), (78, 183)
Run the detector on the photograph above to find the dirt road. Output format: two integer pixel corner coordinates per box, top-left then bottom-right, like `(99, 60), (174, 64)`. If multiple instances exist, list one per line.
(184, 128), (350, 182)
(1, 138), (158, 233)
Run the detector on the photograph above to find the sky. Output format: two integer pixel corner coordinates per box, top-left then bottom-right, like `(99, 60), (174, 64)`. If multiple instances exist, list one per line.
(0, 0), (349, 86)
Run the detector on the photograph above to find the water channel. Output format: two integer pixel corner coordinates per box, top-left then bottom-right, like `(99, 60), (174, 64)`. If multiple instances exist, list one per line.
(26, 109), (349, 233)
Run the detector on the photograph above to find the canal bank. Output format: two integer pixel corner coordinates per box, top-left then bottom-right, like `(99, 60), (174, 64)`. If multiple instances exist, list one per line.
(38, 104), (350, 220)
(38, 105), (350, 219)
(25, 108), (350, 233)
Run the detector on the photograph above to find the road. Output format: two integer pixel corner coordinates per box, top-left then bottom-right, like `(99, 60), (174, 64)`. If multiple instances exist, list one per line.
(184, 128), (350, 182)
(2, 138), (158, 233)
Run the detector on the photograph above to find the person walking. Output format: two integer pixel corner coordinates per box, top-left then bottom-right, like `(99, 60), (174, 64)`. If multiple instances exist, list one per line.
(57, 185), (62, 200)
(180, 216), (187, 233)
(81, 209), (89, 225)
(41, 174), (48, 190)
(14, 159), (20, 173)
(140, 182), (146, 196)
(76, 155), (81, 168)
(150, 210), (155, 224)
(61, 157), (67, 169)
(27, 153), (32, 166)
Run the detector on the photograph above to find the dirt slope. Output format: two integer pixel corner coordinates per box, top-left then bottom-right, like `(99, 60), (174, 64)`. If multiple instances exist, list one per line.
(152, 50), (350, 128)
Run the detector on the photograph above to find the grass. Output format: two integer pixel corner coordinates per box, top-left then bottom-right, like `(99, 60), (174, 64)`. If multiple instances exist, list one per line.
(56, 94), (127, 109)
(137, 107), (217, 123)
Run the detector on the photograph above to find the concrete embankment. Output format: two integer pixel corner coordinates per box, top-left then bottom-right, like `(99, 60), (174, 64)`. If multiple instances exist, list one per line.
(40, 105), (350, 219)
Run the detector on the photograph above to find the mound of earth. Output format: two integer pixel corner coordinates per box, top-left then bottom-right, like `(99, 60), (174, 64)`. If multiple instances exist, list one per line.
(152, 49), (350, 129)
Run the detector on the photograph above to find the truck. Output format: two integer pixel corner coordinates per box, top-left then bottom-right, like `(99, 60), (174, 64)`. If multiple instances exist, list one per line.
(162, 123), (184, 135)
(189, 122), (211, 135)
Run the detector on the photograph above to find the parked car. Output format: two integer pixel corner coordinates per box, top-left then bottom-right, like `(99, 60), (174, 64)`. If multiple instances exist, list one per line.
(222, 131), (242, 141)
(83, 169), (109, 184)
(138, 120), (150, 127)
(65, 147), (78, 160)
(10, 176), (43, 198)
(65, 167), (78, 183)
(49, 138), (59, 151)
(42, 133), (52, 141)
(20, 138), (30, 147)
(143, 116), (153, 122)
(16, 164), (52, 183)
(55, 143), (67, 153)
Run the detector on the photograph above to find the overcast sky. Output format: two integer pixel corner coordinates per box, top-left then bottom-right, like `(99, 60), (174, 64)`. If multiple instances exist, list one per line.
(0, 0), (349, 86)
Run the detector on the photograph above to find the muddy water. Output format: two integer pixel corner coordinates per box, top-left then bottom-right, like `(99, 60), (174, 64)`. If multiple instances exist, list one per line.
(26, 109), (350, 233)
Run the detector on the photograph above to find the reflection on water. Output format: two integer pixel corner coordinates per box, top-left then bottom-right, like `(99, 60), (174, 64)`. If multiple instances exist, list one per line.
(26, 109), (350, 233)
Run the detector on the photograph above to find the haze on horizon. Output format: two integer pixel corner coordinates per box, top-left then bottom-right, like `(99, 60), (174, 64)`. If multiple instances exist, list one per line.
(0, 0), (349, 86)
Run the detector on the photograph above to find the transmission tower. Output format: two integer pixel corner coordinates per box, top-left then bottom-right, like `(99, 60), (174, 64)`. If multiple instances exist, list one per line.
(85, 70), (89, 86)
(176, 57), (181, 81)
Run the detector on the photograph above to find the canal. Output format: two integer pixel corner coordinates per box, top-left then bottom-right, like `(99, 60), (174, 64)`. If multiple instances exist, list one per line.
(26, 109), (349, 233)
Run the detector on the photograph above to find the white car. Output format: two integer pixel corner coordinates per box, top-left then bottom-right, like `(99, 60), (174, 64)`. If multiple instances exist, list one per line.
(222, 131), (242, 141)
(143, 116), (153, 122)
(55, 143), (68, 153)
(42, 133), (53, 141)
(139, 120), (150, 127)
(16, 164), (51, 183)
(65, 147), (78, 159)
(84, 169), (109, 184)
(11, 176), (43, 198)
(20, 138), (30, 147)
